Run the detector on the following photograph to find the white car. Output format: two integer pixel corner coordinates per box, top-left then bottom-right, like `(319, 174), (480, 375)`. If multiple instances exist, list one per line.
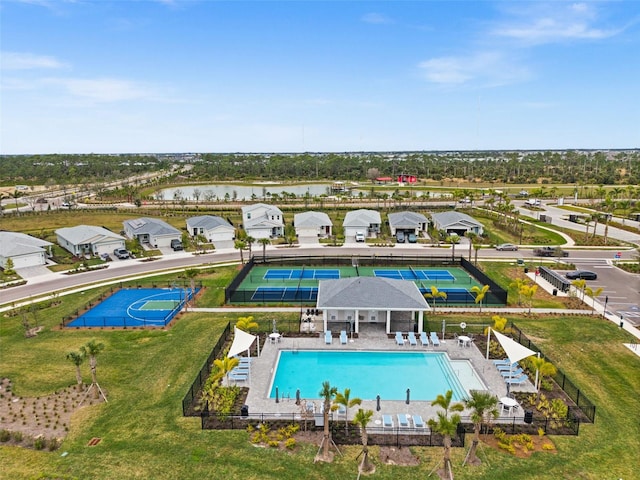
(355, 232), (365, 242)
(496, 243), (518, 251)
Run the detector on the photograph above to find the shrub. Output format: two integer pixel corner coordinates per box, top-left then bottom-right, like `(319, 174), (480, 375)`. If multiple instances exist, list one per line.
(542, 442), (555, 451)
(0, 429), (10, 442)
(48, 438), (60, 451)
(34, 437), (46, 450)
(284, 438), (296, 450)
(12, 431), (23, 443)
(268, 440), (279, 448)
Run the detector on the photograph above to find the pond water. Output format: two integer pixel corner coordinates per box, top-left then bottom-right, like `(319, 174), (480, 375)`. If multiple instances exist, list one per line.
(160, 184), (335, 201)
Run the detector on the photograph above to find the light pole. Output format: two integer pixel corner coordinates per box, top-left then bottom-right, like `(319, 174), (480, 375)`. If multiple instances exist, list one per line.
(603, 295), (608, 319)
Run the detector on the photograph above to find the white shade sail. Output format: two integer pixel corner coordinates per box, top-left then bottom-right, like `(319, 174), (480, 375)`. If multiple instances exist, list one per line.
(227, 327), (256, 358)
(492, 329), (536, 364)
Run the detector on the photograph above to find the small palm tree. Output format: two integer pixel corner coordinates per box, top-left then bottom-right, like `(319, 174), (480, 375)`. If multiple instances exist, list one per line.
(234, 240), (246, 264)
(318, 381), (338, 461)
(258, 237), (270, 261)
(212, 356), (240, 385)
(334, 388), (362, 435)
(446, 234), (460, 259)
(509, 278), (528, 306)
(519, 284), (538, 314)
(463, 390), (499, 466)
(584, 286), (604, 314)
(353, 408), (375, 474)
(245, 235), (255, 257)
(470, 284), (490, 312)
(235, 315), (258, 332)
(424, 285), (447, 313)
(428, 390), (464, 479)
(66, 351), (85, 391)
(81, 340), (105, 398)
(529, 357), (557, 399)
(571, 279), (587, 301)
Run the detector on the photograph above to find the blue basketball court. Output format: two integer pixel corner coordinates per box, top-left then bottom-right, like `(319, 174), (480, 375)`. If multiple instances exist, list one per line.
(65, 288), (197, 328)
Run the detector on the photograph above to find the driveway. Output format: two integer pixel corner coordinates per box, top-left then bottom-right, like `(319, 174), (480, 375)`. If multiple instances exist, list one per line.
(15, 265), (53, 279)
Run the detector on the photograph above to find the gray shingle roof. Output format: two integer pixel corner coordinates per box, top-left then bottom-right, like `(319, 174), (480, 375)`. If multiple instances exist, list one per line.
(123, 217), (181, 236)
(0, 232), (52, 257)
(187, 215), (233, 230)
(317, 277), (429, 310)
(56, 225), (123, 245)
(388, 211), (428, 228)
(294, 211), (332, 228)
(431, 211), (483, 228)
(343, 209), (381, 227)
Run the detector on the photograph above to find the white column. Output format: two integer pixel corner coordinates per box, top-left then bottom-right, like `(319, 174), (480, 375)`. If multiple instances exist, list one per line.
(386, 310), (391, 334)
(354, 309), (360, 334)
(323, 310), (328, 332)
(418, 310), (424, 333)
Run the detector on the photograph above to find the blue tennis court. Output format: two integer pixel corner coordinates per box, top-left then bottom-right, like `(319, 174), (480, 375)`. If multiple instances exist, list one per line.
(65, 288), (197, 328)
(252, 286), (318, 301)
(263, 268), (341, 280)
(374, 269), (455, 281)
(418, 287), (475, 302)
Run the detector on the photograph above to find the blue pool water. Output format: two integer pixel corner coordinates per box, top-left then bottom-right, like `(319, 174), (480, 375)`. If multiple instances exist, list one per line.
(269, 350), (482, 401)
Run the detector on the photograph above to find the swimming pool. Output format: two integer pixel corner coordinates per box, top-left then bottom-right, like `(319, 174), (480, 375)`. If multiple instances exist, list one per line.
(268, 350), (486, 402)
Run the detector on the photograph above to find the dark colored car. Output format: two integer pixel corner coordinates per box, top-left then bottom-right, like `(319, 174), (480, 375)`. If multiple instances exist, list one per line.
(566, 270), (597, 280)
(396, 232), (405, 243)
(170, 239), (184, 251)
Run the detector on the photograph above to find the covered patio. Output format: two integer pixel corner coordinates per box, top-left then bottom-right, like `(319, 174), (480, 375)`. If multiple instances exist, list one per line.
(316, 277), (431, 334)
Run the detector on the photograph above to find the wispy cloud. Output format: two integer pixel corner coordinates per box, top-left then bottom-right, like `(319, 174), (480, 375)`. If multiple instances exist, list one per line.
(44, 77), (162, 103)
(2, 52), (67, 70)
(492, 2), (626, 44)
(361, 12), (393, 25)
(418, 51), (529, 87)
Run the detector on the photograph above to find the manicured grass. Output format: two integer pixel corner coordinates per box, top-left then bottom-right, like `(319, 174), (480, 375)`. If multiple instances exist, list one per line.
(1, 274), (639, 479)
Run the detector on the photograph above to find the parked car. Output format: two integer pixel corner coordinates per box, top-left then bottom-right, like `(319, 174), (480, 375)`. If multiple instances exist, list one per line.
(355, 232), (365, 242)
(170, 239), (184, 251)
(533, 246), (569, 257)
(566, 270), (597, 280)
(396, 231), (405, 243)
(99, 253), (112, 262)
(407, 233), (417, 243)
(113, 248), (130, 259)
(496, 243), (518, 251)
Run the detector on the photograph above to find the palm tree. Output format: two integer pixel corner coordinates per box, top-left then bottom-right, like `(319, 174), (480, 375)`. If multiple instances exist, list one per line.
(428, 390), (464, 479)
(66, 351), (85, 391)
(446, 234), (460, 260)
(235, 315), (258, 332)
(183, 268), (199, 309)
(509, 278), (528, 306)
(519, 284), (538, 314)
(318, 381), (338, 461)
(234, 240), (246, 264)
(333, 388), (362, 435)
(353, 408), (375, 474)
(258, 237), (270, 261)
(212, 356), (239, 385)
(81, 340), (105, 398)
(529, 357), (557, 399)
(584, 286), (604, 314)
(470, 285), (490, 312)
(245, 235), (255, 257)
(571, 279), (587, 301)
(463, 390), (499, 466)
(424, 285), (447, 313)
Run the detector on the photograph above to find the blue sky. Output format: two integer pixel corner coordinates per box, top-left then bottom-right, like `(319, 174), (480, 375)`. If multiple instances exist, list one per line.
(1, 0), (639, 154)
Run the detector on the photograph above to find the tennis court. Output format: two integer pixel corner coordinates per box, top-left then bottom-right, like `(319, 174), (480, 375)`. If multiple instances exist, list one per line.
(65, 288), (197, 328)
(231, 263), (490, 305)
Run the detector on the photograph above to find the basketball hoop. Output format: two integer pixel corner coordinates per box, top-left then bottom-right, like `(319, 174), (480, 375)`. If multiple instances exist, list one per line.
(460, 322), (467, 331)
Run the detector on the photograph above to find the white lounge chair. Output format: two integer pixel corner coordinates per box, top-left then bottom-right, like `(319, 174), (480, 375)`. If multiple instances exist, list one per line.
(340, 330), (348, 345)
(397, 414), (410, 428)
(412, 414), (426, 430)
(420, 331), (429, 346)
(430, 331), (440, 346)
(395, 331), (405, 345)
(407, 331), (417, 346)
(382, 414), (394, 429)
(325, 330), (332, 344)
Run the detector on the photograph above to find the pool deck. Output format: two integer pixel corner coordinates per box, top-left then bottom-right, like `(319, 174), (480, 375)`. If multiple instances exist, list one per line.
(237, 325), (535, 427)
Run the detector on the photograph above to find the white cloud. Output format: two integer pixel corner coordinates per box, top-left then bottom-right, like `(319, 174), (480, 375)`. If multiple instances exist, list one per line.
(2, 52), (67, 70)
(361, 13), (393, 25)
(492, 2), (625, 44)
(44, 77), (161, 103)
(418, 51), (529, 87)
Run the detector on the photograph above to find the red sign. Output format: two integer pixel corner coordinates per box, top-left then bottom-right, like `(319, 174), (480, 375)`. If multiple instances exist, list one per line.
(535, 268), (540, 276)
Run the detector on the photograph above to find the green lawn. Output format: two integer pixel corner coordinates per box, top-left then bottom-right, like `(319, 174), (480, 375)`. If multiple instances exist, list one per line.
(2, 267), (639, 479)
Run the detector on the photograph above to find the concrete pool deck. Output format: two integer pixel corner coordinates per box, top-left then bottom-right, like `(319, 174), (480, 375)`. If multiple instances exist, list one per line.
(236, 325), (536, 426)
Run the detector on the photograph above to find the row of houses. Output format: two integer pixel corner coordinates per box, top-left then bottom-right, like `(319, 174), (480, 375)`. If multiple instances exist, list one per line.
(0, 205), (483, 270)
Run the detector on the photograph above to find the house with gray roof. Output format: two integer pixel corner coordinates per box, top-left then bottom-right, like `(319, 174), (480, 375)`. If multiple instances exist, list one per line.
(431, 211), (484, 236)
(316, 277), (430, 334)
(123, 217), (182, 248)
(186, 215), (235, 249)
(294, 211), (332, 239)
(343, 209), (381, 240)
(241, 203), (284, 239)
(388, 211), (428, 237)
(56, 225), (125, 256)
(0, 232), (52, 269)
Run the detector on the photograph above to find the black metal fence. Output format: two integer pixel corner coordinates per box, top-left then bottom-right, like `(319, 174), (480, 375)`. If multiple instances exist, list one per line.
(461, 257), (508, 305)
(181, 322), (232, 416)
(224, 257), (255, 303)
(510, 323), (596, 423)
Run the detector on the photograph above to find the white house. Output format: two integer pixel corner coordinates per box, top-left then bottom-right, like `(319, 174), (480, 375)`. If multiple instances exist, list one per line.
(123, 217), (182, 248)
(0, 232), (52, 269)
(294, 211), (332, 239)
(56, 225), (125, 256)
(241, 203), (284, 239)
(186, 215), (235, 249)
(388, 211), (428, 236)
(343, 209), (381, 240)
(430, 211), (484, 236)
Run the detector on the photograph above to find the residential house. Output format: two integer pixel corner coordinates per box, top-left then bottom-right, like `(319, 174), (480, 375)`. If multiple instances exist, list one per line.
(0, 232), (52, 269)
(388, 211), (428, 237)
(343, 209), (381, 240)
(186, 215), (235, 249)
(241, 203), (284, 239)
(430, 211), (484, 236)
(294, 211), (333, 239)
(123, 217), (182, 248)
(56, 225), (125, 256)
